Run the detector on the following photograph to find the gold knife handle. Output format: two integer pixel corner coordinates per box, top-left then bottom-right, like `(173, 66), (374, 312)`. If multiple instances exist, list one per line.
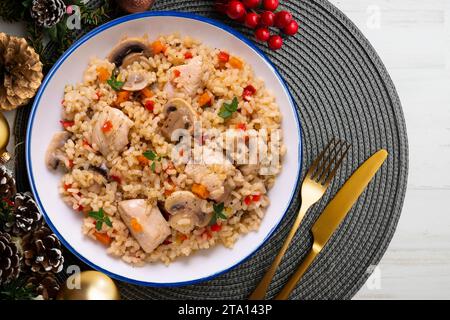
(249, 204), (310, 300)
(275, 248), (319, 300)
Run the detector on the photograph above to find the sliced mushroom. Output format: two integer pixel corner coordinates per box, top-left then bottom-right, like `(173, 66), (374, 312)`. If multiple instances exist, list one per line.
(122, 72), (149, 91)
(46, 132), (70, 170)
(121, 52), (148, 69)
(108, 38), (151, 67)
(160, 98), (197, 141)
(164, 191), (211, 234)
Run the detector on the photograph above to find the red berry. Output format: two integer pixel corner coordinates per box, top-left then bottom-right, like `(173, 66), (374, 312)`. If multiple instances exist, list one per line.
(255, 28), (270, 42)
(243, 0), (260, 9)
(262, 0), (278, 11)
(275, 10), (293, 28)
(245, 12), (260, 28)
(283, 19), (299, 36)
(260, 11), (275, 27)
(227, 1), (246, 20)
(268, 35), (283, 50)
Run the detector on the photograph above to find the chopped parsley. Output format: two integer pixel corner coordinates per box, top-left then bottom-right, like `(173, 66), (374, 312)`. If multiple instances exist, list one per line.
(209, 202), (227, 226)
(143, 150), (163, 172)
(106, 68), (124, 91)
(218, 97), (239, 120)
(88, 208), (112, 231)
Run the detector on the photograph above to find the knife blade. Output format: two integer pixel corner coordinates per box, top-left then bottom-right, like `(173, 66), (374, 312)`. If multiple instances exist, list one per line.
(275, 149), (388, 299)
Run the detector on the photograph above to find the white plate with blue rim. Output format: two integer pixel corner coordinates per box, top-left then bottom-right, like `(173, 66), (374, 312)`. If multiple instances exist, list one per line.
(26, 11), (302, 287)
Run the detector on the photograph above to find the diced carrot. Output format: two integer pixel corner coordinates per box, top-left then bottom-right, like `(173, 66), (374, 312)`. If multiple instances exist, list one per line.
(60, 120), (74, 128)
(137, 155), (149, 165)
(94, 232), (112, 245)
(140, 87), (154, 98)
(218, 51), (230, 63)
(229, 56), (243, 69)
(101, 120), (113, 133)
(176, 234), (188, 244)
(184, 51), (193, 59)
(63, 183), (72, 191)
(164, 188), (175, 197)
(68, 160), (74, 168)
(95, 90), (102, 100)
(115, 90), (131, 106)
(236, 123), (247, 131)
(191, 183), (209, 199)
(151, 40), (166, 54)
(96, 67), (110, 82)
(198, 92), (212, 107)
(173, 69), (181, 78)
(130, 218), (143, 233)
(211, 223), (222, 232)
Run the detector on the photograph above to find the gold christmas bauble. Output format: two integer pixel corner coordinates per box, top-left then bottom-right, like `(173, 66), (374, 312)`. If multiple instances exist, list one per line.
(116, 0), (156, 13)
(57, 271), (121, 300)
(0, 112), (10, 163)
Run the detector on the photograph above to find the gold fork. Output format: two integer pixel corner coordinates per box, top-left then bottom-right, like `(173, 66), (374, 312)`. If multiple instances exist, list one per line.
(249, 138), (351, 300)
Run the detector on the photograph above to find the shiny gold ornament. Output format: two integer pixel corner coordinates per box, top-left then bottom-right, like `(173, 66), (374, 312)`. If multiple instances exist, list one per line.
(116, 0), (156, 13)
(0, 112), (10, 163)
(57, 271), (121, 300)
(0, 32), (43, 111)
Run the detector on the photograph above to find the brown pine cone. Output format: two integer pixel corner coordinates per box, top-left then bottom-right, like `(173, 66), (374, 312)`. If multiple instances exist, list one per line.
(0, 231), (21, 286)
(0, 166), (16, 200)
(25, 273), (60, 300)
(22, 226), (64, 274)
(5, 193), (43, 236)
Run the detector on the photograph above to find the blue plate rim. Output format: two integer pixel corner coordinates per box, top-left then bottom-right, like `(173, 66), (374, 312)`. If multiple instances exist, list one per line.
(26, 11), (303, 287)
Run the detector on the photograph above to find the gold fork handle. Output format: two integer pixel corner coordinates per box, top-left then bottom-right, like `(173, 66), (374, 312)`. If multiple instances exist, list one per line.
(249, 204), (310, 300)
(275, 249), (318, 300)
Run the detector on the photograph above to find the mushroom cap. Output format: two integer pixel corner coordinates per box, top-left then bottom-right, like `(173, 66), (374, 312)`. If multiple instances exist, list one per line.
(160, 98), (197, 141)
(164, 191), (201, 215)
(122, 72), (149, 91)
(108, 38), (151, 67)
(121, 52), (149, 69)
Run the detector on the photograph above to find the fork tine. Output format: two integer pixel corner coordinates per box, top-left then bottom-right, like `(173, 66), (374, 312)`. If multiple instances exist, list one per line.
(315, 139), (346, 182)
(312, 138), (344, 181)
(307, 138), (337, 178)
(321, 143), (351, 186)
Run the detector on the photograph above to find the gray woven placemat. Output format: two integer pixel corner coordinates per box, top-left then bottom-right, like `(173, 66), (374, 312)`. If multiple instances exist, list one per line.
(14, 0), (408, 300)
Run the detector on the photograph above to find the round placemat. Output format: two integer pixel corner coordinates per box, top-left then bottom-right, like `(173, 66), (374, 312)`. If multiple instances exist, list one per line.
(15, 0), (408, 299)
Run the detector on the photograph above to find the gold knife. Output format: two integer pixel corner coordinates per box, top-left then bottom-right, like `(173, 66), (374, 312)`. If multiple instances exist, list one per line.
(275, 149), (388, 300)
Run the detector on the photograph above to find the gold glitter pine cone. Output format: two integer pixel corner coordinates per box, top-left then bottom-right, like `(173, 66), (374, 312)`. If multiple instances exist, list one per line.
(0, 32), (43, 111)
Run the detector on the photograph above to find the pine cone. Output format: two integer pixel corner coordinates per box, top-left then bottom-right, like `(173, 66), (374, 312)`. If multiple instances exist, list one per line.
(25, 273), (60, 300)
(30, 0), (66, 28)
(0, 166), (16, 200)
(4, 193), (43, 236)
(0, 32), (43, 111)
(22, 226), (64, 274)
(0, 232), (21, 286)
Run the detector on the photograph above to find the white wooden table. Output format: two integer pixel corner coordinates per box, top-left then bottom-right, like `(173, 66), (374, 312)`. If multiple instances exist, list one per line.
(1, 0), (448, 299)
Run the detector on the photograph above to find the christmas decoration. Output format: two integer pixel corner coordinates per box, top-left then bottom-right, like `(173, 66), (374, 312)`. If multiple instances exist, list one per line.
(215, 0), (299, 50)
(57, 271), (120, 300)
(0, 166), (15, 200)
(116, 0), (156, 13)
(0, 113), (11, 163)
(0, 232), (21, 286)
(4, 193), (43, 237)
(22, 226), (64, 274)
(30, 0), (67, 28)
(26, 272), (60, 300)
(0, 33), (43, 111)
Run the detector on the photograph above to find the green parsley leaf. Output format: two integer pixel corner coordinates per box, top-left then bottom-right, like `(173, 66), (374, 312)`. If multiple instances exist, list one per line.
(107, 69), (125, 91)
(209, 203), (227, 226)
(89, 208), (112, 231)
(218, 97), (239, 120)
(143, 150), (157, 161)
(150, 162), (156, 172)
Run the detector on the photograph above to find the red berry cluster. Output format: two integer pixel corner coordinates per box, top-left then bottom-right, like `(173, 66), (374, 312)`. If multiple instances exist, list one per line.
(215, 0), (299, 50)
